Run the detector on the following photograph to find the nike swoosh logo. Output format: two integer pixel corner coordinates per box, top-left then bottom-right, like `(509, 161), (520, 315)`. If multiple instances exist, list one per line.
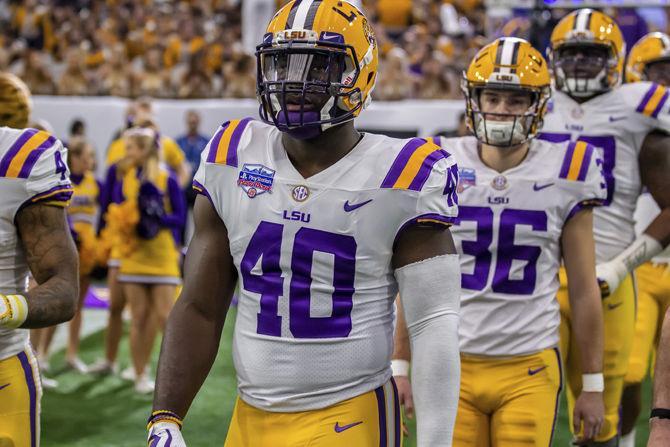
(609, 116), (626, 122)
(0, 383), (9, 391)
(334, 421), (363, 433)
(344, 199), (373, 212)
(608, 302), (623, 310)
(528, 366), (547, 376)
(533, 182), (554, 191)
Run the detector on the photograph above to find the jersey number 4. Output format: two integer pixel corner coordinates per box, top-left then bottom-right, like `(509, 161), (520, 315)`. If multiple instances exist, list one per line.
(459, 206), (548, 295)
(241, 221), (356, 339)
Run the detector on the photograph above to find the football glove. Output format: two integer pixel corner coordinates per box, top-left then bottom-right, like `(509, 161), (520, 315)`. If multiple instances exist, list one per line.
(147, 421), (186, 447)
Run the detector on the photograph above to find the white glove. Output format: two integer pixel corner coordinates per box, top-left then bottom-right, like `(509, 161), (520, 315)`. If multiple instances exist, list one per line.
(148, 421), (187, 447)
(596, 259), (627, 298)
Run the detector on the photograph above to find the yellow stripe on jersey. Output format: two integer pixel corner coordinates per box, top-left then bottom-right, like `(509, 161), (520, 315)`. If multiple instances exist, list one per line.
(566, 141), (588, 181)
(5, 131), (50, 178)
(642, 84), (668, 117)
(214, 122), (239, 164)
(393, 143), (439, 189)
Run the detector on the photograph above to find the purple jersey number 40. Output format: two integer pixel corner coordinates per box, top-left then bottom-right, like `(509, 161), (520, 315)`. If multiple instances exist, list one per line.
(241, 221), (357, 339)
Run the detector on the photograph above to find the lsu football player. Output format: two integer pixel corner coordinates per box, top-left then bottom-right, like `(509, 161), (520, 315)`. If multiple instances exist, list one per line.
(392, 37), (607, 446)
(148, 1), (461, 446)
(539, 10), (670, 446)
(0, 72), (79, 446)
(617, 32), (670, 447)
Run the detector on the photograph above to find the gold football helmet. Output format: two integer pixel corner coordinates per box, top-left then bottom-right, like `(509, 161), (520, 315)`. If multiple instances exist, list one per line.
(257, 0), (378, 138)
(548, 9), (625, 97)
(626, 32), (670, 83)
(0, 73), (32, 129)
(462, 37), (551, 147)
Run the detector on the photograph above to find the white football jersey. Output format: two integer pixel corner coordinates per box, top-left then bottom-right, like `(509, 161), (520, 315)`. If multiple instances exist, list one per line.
(0, 127), (72, 360)
(444, 136), (606, 356)
(540, 82), (670, 263)
(194, 119), (458, 412)
(634, 193), (670, 263)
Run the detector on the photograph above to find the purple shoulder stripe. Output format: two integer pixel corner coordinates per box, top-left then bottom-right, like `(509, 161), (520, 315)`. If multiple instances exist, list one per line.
(0, 128), (38, 177)
(652, 89), (669, 118)
(18, 134), (57, 179)
(226, 117), (253, 167)
(206, 122), (229, 163)
(576, 143), (594, 181)
(407, 149), (450, 192)
(636, 83), (659, 113)
(381, 138), (426, 188)
(559, 142), (577, 179)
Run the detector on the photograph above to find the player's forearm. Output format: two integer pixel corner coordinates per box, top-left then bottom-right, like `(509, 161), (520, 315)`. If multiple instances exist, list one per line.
(409, 313), (460, 446)
(568, 285), (604, 374)
(643, 208), (670, 248)
(153, 298), (226, 417)
(653, 307), (670, 409)
(22, 276), (78, 328)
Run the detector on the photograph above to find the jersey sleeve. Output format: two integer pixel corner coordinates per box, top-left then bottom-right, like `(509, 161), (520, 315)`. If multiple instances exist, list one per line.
(558, 141), (607, 222)
(192, 118), (254, 222)
(5, 131), (73, 210)
(625, 82), (670, 133)
(380, 138), (460, 238)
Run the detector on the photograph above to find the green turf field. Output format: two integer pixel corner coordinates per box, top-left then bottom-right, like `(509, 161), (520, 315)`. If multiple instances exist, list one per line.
(42, 308), (652, 446)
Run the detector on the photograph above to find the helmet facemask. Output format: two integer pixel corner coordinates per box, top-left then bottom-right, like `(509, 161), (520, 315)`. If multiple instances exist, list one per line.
(256, 32), (362, 139)
(552, 43), (618, 97)
(464, 84), (547, 147)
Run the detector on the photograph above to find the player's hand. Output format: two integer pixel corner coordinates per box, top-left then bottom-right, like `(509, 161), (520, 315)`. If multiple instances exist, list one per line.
(596, 259), (627, 298)
(148, 421), (187, 447)
(572, 391), (605, 444)
(648, 418), (670, 447)
(394, 375), (414, 436)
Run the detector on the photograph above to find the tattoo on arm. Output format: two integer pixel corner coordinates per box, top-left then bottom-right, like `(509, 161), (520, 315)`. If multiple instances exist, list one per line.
(15, 204), (79, 328)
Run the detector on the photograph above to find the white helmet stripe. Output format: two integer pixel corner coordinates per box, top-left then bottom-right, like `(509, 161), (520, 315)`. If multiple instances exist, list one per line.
(497, 39), (517, 74)
(574, 10), (592, 31)
(291, 0), (314, 29)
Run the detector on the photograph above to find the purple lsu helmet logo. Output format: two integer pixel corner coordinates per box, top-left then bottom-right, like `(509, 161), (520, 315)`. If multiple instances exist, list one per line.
(238, 164), (275, 198)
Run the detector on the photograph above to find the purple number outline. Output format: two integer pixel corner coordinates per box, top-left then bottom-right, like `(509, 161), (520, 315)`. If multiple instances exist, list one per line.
(491, 209), (548, 295)
(458, 206), (493, 291)
(241, 222), (357, 339)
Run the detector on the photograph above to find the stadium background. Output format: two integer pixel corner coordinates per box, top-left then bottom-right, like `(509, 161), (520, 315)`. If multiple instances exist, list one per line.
(1, 0), (663, 445)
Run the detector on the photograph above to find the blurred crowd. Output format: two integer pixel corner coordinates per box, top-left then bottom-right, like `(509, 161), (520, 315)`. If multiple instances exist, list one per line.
(2, 0), (670, 100)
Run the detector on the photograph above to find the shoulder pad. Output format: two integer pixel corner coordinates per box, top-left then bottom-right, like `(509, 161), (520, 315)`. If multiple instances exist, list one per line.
(0, 128), (57, 179)
(381, 138), (452, 191)
(206, 118), (254, 167)
(558, 141), (596, 182)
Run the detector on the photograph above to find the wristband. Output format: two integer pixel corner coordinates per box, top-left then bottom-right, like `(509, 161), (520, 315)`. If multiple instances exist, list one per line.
(147, 410), (183, 430)
(582, 373), (604, 392)
(0, 294), (28, 329)
(391, 359), (410, 377)
(650, 408), (670, 420)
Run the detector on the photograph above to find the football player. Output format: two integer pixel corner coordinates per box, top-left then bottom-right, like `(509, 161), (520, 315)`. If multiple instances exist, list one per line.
(539, 10), (670, 446)
(617, 32), (670, 447)
(148, 1), (461, 446)
(392, 37), (606, 446)
(0, 72), (79, 446)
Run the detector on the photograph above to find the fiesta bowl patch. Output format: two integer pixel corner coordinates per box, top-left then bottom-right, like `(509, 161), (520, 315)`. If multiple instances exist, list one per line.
(238, 164), (275, 198)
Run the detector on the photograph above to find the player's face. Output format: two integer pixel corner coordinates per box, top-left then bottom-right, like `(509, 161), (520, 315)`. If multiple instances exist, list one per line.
(478, 89), (533, 119)
(645, 60), (670, 86)
(556, 44), (609, 79)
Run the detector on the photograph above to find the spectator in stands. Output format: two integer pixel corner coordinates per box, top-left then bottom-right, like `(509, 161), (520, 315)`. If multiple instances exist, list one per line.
(223, 53), (256, 98)
(135, 46), (172, 98)
(17, 49), (56, 95)
(57, 47), (89, 96)
(416, 53), (458, 99)
(176, 50), (214, 99)
(375, 48), (413, 100)
(176, 110), (209, 184)
(99, 43), (133, 97)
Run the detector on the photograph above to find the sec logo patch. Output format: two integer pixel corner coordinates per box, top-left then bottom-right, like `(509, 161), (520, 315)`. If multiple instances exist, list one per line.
(292, 185), (310, 202)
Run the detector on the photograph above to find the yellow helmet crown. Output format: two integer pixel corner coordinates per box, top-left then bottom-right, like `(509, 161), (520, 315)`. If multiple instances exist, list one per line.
(256, 0), (378, 135)
(548, 9), (625, 96)
(626, 32), (670, 83)
(0, 73), (32, 129)
(462, 37), (551, 147)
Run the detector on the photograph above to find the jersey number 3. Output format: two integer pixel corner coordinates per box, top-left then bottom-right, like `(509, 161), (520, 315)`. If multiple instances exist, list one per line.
(241, 221), (356, 339)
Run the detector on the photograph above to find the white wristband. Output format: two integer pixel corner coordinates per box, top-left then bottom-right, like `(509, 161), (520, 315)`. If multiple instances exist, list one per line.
(391, 359), (410, 377)
(0, 294), (29, 329)
(582, 373), (604, 392)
